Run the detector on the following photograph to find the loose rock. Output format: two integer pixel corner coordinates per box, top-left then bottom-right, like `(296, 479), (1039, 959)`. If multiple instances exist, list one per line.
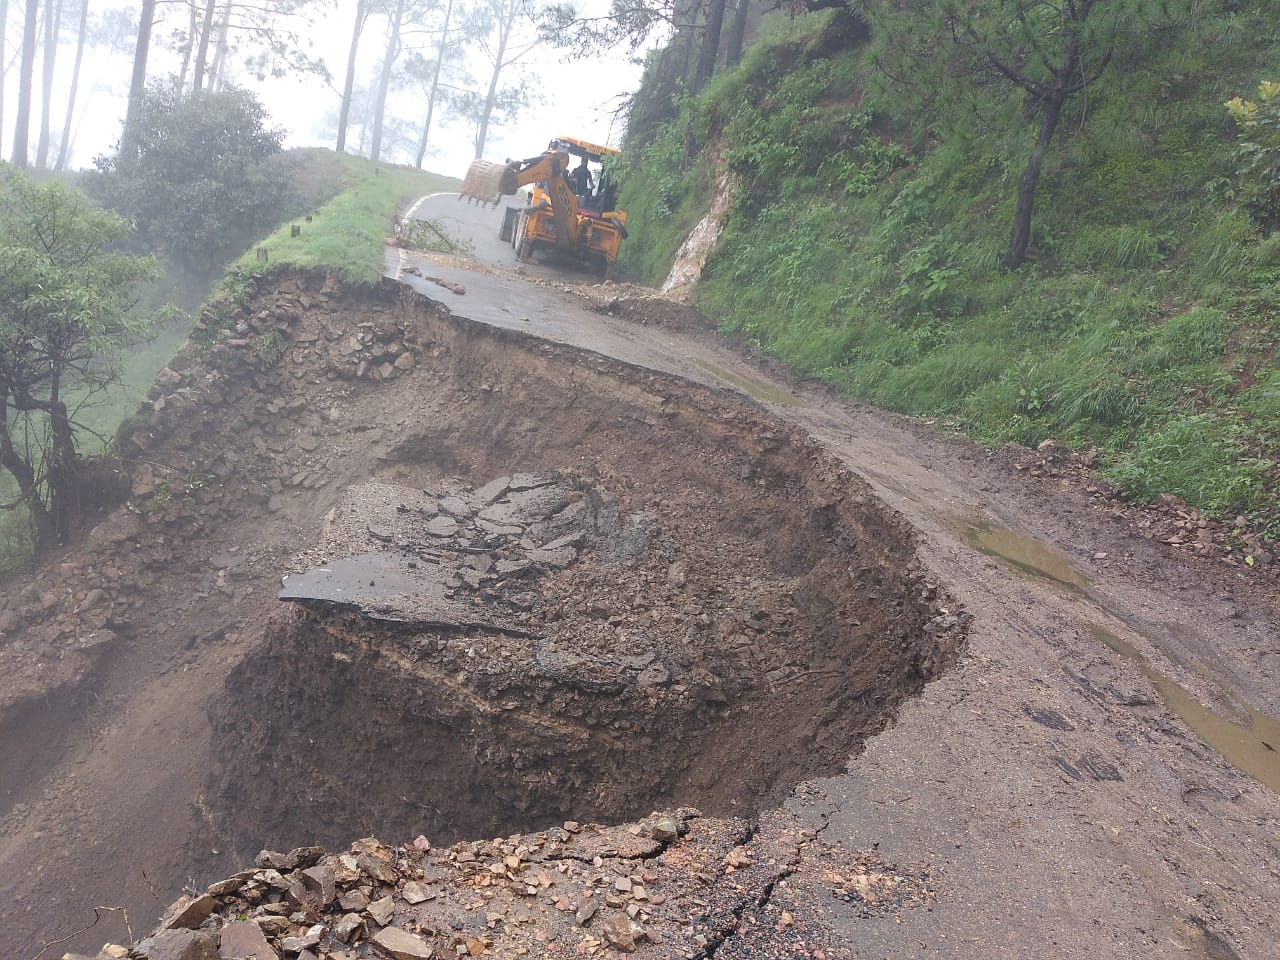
(217, 920), (279, 960)
(370, 926), (434, 960)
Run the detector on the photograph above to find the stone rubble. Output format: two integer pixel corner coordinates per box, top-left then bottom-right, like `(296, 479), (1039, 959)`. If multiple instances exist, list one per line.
(997, 438), (1280, 576)
(65, 808), (936, 960)
(277, 475), (591, 628)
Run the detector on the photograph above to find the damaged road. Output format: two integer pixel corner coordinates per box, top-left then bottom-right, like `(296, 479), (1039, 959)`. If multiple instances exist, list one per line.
(2, 193), (1279, 960)
(208, 465), (955, 858)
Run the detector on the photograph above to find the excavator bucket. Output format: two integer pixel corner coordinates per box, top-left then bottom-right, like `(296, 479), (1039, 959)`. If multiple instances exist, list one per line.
(459, 159), (516, 206)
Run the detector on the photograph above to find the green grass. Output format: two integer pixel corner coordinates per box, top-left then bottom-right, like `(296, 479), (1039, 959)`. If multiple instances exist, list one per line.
(619, 8), (1280, 534)
(231, 154), (459, 286)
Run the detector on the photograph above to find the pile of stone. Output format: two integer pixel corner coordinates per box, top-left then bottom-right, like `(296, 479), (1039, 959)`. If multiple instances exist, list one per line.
(66, 811), (700, 960)
(64, 805), (938, 960)
(280, 474), (593, 628)
(324, 314), (418, 383)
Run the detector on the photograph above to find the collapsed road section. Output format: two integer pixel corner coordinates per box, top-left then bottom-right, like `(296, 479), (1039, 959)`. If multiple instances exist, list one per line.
(202, 295), (966, 857)
(0, 270), (965, 956)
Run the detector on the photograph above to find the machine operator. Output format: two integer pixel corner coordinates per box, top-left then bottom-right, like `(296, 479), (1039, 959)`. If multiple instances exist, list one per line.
(569, 157), (593, 198)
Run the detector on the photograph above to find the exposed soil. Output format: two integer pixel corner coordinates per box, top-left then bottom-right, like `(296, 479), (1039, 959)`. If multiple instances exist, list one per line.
(0, 273), (960, 956)
(3, 228), (1280, 960)
(207, 456), (957, 858)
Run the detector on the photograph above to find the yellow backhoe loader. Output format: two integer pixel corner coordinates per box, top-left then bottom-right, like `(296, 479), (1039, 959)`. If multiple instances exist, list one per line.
(460, 136), (628, 277)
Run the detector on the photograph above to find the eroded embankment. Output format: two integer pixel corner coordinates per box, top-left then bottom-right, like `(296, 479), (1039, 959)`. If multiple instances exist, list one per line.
(202, 278), (964, 859)
(0, 271), (963, 957)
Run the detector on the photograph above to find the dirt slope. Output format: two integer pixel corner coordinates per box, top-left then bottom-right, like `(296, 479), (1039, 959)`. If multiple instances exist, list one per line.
(2, 253), (1279, 959)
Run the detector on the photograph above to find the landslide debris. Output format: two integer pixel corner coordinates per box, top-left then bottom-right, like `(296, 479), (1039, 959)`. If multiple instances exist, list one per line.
(2, 269), (964, 956)
(205, 455), (964, 856)
(74, 806), (935, 960)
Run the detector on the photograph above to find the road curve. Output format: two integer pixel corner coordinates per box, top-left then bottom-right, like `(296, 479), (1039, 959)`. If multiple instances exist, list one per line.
(388, 192), (1280, 960)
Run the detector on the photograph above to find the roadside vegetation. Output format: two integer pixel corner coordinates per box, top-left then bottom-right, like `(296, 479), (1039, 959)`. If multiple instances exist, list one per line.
(0, 75), (453, 570)
(226, 154), (457, 286)
(0, 169), (156, 558)
(616, 3), (1280, 535)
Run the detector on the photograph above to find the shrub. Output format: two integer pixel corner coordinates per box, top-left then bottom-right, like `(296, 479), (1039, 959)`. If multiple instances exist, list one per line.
(1225, 81), (1280, 233)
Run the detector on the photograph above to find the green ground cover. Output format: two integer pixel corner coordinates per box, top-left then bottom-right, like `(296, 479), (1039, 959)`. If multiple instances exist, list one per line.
(230, 153), (459, 286)
(618, 7), (1280, 534)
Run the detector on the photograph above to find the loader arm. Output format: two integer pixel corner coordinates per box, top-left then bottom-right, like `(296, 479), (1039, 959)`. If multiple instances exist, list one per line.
(461, 151), (583, 251)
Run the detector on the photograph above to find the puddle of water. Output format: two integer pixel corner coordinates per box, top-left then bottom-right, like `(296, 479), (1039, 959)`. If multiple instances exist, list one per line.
(949, 513), (1280, 793)
(953, 518), (1090, 593)
(1090, 625), (1280, 793)
(692, 359), (803, 407)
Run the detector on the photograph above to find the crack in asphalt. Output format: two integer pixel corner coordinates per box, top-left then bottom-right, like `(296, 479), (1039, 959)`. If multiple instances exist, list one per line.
(699, 821), (802, 959)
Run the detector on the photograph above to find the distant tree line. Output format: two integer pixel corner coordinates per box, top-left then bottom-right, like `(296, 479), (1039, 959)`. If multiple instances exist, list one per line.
(540, 0), (760, 149)
(333, 0), (547, 163)
(0, 0), (576, 168)
(0, 0), (325, 170)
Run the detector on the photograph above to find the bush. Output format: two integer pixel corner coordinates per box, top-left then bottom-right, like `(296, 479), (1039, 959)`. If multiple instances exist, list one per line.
(1225, 81), (1280, 233)
(86, 84), (301, 281)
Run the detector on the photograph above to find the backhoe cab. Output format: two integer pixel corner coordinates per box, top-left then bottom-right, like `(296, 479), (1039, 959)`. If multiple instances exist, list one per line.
(459, 136), (627, 277)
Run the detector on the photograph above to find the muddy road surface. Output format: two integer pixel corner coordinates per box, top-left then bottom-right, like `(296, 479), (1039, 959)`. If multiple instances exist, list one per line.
(0, 194), (1277, 959)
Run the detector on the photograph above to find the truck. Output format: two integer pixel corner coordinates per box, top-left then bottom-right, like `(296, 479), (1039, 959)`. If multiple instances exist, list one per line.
(459, 136), (628, 277)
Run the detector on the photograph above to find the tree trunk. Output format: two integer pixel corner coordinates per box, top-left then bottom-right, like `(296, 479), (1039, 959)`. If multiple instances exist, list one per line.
(682, 0), (712, 164)
(336, 0), (367, 152)
(208, 0), (231, 91)
(368, 0), (405, 163)
(176, 0), (197, 92)
(12, 0), (39, 167)
(414, 0), (454, 168)
(692, 0), (727, 91)
(54, 0), (87, 171)
(36, 0), (61, 169)
(44, 368), (77, 545)
(1005, 92), (1064, 270)
(0, 418), (56, 552)
(475, 0), (516, 160)
(725, 0), (748, 67)
(677, 2), (699, 84)
(122, 0), (157, 159)
(0, 0), (7, 154)
(192, 0), (218, 92)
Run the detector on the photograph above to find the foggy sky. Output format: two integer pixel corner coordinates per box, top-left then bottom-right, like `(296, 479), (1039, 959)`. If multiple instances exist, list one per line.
(0, 0), (649, 177)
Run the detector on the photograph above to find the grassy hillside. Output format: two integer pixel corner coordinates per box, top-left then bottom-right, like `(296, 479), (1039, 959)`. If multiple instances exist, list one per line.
(229, 153), (458, 285)
(192, 154), (456, 345)
(618, 5), (1280, 535)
